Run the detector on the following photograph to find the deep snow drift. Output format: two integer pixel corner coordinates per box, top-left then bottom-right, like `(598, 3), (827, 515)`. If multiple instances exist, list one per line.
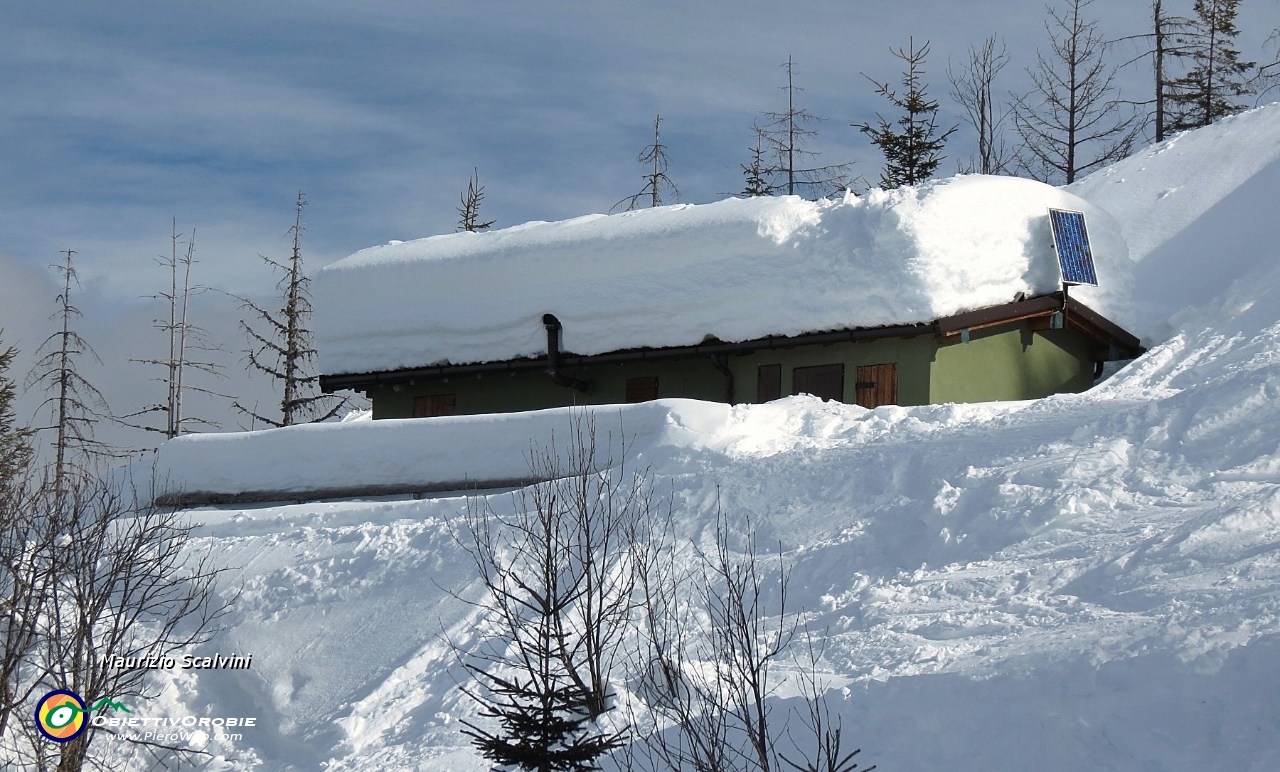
(315, 175), (1130, 376)
(117, 104), (1280, 771)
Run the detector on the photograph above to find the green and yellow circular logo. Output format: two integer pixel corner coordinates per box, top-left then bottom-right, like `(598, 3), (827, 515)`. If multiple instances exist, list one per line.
(35, 690), (87, 743)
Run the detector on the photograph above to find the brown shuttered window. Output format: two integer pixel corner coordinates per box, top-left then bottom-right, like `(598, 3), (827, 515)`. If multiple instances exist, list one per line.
(757, 364), (782, 402)
(854, 363), (898, 409)
(626, 376), (659, 403)
(792, 364), (844, 402)
(413, 394), (457, 417)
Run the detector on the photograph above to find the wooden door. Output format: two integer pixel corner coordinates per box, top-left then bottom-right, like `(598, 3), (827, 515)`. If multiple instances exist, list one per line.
(757, 364), (782, 402)
(626, 376), (659, 403)
(414, 394), (456, 417)
(854, 363), (897, 408)
(792, 364), (844, 402)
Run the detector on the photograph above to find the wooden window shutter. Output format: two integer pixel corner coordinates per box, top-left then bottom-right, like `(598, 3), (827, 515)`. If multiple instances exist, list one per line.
(626, 376), (659, 403)
(792, 364), (845, 402)
(757, 364), (782, 402)
(413, 394), (457, 417)
(854, 363), (898, 409)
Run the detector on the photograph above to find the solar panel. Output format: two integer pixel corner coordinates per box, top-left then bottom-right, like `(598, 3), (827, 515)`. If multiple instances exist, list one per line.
(1048, 208), (1099, 286)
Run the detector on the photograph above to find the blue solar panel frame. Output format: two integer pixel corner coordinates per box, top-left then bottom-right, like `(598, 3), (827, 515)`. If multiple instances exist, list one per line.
(1048, 208), (1099, 286)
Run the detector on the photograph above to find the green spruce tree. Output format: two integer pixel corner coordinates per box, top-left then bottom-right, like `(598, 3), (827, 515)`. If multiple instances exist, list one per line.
(858, 38), (957, 189)
(1167, 0), (1254, 130)
(741, 128), (778, 196)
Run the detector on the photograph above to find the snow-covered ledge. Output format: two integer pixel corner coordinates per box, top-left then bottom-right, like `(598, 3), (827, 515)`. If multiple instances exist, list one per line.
(148, 400), (733, 506)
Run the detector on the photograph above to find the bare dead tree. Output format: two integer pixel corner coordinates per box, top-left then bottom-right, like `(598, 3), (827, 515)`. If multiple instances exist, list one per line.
(25, 251), (114, 496)
(1115, 1), (1197, 143)
(1012, 0), (1141, 183)
(452, 413), (652, 768)
(614, 115), (680, 212)
(234, 192), (346, 428)
(121, 221), (227, 442)
(1255, 27), (1280, 102)
(758, 57), (855, 198)
(948, 35), (1016, 173)
(458, 168), (497, 232)
(39, 474), (234, 772)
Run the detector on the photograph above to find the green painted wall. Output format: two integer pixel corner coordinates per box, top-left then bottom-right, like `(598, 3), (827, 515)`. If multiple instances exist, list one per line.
(370, 356), (726, 419)
(929, 325), (1094, 403)
(367, 322), (1096, 418)
(725, 334), (935, 406)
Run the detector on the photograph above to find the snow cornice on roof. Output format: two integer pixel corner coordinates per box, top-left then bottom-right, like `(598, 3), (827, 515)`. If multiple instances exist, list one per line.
(315, 175), (1134, 378)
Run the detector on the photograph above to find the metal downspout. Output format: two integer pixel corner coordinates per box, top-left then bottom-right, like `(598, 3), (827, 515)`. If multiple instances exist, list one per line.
(709, 354), (734, 403)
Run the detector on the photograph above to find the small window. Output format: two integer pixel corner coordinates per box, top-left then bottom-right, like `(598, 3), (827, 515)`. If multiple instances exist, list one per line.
(757, 364), (782, 402)
(414, 394), (457, 417)
(792, 364), (845, 402)
(626, 376), (659, 403)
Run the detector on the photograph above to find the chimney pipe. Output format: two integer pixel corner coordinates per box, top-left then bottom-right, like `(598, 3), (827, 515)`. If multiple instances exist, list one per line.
(542, 314), (590, 392)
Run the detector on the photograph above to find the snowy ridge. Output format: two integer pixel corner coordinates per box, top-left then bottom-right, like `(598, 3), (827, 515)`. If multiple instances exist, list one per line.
(315, 175), (1131, 376)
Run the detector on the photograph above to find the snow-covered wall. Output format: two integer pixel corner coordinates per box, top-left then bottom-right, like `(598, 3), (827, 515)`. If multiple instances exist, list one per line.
(150, 401), (721, 501)
(315, 175), (1131, 376)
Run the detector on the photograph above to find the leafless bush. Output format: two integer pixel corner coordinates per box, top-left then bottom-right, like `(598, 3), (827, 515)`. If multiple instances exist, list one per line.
(1, 473), (235, 772)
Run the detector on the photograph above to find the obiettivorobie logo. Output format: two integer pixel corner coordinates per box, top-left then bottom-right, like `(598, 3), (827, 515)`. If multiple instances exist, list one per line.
(34, 690), (129, 743)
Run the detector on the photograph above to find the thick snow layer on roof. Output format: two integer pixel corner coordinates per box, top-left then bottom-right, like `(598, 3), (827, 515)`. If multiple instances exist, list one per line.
(316, 175), (1131, 376)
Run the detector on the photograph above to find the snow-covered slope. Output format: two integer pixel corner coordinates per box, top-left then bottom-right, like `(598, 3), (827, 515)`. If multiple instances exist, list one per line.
(122, 106), (1280, 771)
(315, 176), (1130, 376)
(1068, 101), (1280, 338)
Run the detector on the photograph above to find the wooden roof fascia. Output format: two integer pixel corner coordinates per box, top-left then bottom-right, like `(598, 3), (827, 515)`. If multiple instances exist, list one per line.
(934, 294), (1064, 338)
(1064, 296), (1144, 354)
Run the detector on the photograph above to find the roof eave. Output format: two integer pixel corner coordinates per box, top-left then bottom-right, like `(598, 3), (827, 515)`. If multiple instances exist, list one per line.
(319, 291), (1144, 393)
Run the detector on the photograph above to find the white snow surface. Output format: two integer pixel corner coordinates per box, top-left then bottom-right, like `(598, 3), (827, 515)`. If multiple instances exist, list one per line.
(315, 175), (1130, 376)
(1068, 101), (1280, 338)
(108, 107), (1280, 771)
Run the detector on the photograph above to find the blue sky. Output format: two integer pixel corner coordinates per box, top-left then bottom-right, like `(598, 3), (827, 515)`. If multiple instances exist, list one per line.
(0, 1), (1276, 444)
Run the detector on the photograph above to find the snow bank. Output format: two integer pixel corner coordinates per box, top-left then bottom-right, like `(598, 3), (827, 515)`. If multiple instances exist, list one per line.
(315, 175), (1131, 376)
(152, 400), (730, 499)
(151, 397), (1021, 502)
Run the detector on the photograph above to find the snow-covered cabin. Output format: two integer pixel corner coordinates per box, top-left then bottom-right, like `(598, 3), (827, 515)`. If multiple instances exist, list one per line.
(315, 176), (1142, 418)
